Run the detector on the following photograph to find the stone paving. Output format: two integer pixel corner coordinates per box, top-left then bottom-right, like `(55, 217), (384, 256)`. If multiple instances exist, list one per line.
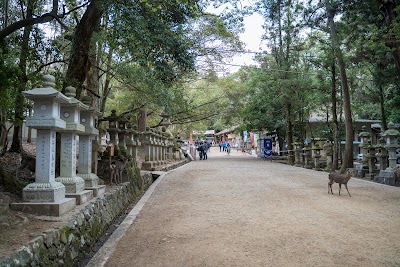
(86, 147), (400, 267)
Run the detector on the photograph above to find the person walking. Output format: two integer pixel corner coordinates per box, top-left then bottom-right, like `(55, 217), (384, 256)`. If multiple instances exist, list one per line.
(226, 142), (231, 156)
(203, 142), (208, 160)
(219, 141), (223, 152)
(198, 142), (204, 160)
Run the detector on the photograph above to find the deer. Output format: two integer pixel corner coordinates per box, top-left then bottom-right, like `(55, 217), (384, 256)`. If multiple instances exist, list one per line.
(110, 157), (128, 185)
(328, 168), (355, 197)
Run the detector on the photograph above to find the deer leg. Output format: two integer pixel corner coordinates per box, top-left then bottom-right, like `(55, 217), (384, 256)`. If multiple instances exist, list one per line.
(338, 183), (342, 195)
(344, 184), (351, 197)
(328, 182), (334, 194)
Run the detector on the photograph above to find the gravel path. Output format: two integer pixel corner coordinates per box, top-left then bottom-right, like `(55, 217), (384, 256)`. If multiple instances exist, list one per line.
(87, 147), (400, 267)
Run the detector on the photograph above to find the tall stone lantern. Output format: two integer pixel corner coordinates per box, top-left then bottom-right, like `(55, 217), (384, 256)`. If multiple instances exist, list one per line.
(374, 122), (400, 185)
(357, 126), (370, 178)
(312, 143), (323, 171)
(160, 113), (173, 161)
(375, 137), (388, 171)
(323, 141), (333, 171)
(384, 122), (399, 168)
(56, 86), (93, 205)
(77, 95), (105, 197)
(10, 74), (76, 216)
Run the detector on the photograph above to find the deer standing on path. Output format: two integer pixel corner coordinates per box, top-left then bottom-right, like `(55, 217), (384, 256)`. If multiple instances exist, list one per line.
(328, 168), (354, 197)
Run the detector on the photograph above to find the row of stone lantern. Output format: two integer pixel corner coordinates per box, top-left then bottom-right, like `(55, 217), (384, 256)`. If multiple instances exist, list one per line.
(10, 74), (105, 217)
(356, 123), (400, 185)
(292, 140), (332, 171)
(99, 110), (183, 173)
(141, 127), (175, 170)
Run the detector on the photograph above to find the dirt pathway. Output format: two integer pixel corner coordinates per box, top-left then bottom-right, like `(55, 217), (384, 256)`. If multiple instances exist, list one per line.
(87, 147), (400, 267)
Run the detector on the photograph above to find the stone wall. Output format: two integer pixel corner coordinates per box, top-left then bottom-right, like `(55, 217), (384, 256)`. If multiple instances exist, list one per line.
(0, 171), (153, 267)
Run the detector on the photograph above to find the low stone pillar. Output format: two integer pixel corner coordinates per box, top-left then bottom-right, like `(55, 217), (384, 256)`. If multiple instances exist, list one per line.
(77, 95), (105, 197)
(10, 74), (76, 216)
(56, 86), (93, 205)
(375, 122), (400, 185)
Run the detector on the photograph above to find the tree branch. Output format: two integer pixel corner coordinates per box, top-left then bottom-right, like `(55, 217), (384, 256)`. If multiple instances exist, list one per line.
(0, 0), (87, 40)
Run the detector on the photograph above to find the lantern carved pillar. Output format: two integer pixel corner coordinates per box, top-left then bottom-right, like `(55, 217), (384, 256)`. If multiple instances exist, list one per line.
(374, 122), (400, 185)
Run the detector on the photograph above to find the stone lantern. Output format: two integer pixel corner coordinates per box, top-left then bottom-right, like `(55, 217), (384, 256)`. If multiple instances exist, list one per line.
(302, 144), (312, 169)
(364, 140), (377, 180)
(10, 74), (76, 216)
(118, 116), (129, 157)
(384, 122), (399, 168)
(77, 95), (105, 197)
(312, 143), (323, 171)
(356, 126), (370, 178)
(293, 139), (303, 167)
(375, 137), (388, 171)
(374, 122), (399, 185)
(56, 86), (93, 205)
(142, 127), (156, 170)
(125, 121), (137, 159)
(132, 125), (141, 158)
(160, 113), (173, 161)
(106, 109), (120, 151)
(323, 141), (333, 171)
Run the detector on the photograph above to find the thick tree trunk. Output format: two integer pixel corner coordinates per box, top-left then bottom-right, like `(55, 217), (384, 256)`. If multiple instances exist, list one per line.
(331, 61), (339, 170)
(327, 4), (353, 172)
(9, 0), (34, 153)
(64, 0), (103, 98)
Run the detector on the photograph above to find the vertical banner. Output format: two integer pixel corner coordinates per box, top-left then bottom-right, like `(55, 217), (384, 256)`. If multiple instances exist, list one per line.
(243, 131), (248, 143)
(254, 133), (259, 147)
(261, 138), (272, 158)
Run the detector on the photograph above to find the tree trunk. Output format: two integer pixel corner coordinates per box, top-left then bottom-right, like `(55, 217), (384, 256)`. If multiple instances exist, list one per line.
(9, 0), (34, 153)
(64, 0), (103, 98)
(285, 98), (294, 165)
(0, 106), (6, 152)
(378, 84), (387, 131)
(99, 47), (114, 114)
(327, 3), (353, 172)
(331, 61), (339, 170)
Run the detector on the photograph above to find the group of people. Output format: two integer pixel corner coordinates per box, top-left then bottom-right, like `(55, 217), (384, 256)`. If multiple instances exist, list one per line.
(197, 141), (210, 160)
(219, 141), (231, 155)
